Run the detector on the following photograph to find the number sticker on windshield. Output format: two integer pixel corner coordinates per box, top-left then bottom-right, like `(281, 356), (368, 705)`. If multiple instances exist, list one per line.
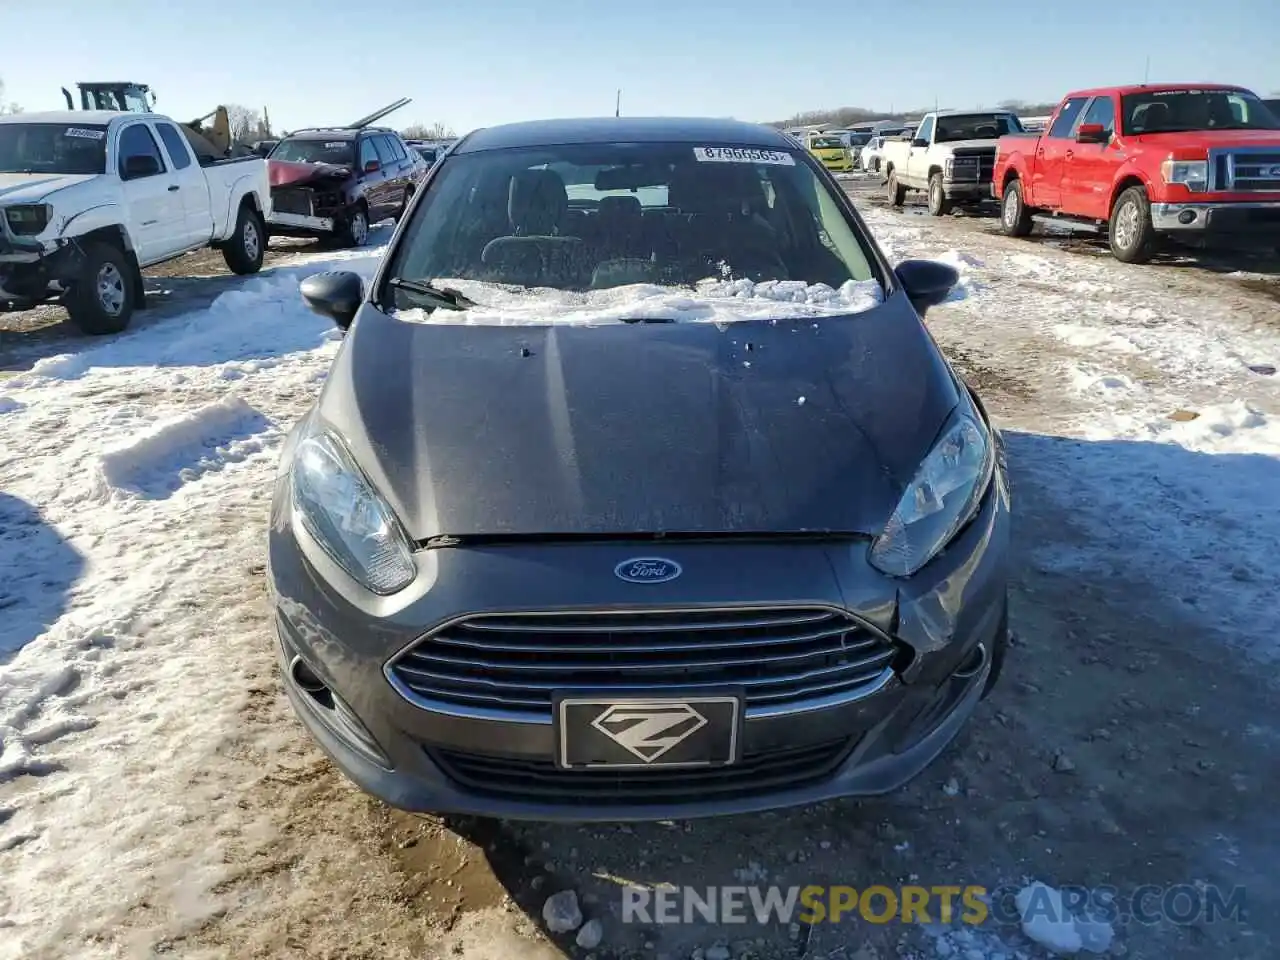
(65, 127), (106, 140)
(693, 146), (795, 166)
(324, 141), (348, 149)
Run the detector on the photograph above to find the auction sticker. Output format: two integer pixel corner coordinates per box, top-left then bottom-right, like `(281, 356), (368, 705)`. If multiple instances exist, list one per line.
(694, 146), (795, 165)
(65, 127), (106, 140)
(324, 141), (348, 149)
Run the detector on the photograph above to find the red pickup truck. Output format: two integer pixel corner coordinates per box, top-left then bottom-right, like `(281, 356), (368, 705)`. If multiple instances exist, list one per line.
(992, 84), (1280, 262)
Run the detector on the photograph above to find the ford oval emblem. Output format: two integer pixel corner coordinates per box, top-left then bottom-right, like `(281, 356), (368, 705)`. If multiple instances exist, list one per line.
(615, 557), (683, 584)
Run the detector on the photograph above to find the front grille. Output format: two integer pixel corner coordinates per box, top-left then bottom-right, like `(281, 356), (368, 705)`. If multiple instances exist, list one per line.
(430, 737), (853, 804)
(949, 150), (996, 183)
(1230, 151), (1280, 191)
(1213, 151), (1280, 191)
(271, 187), (313, 216)
(388, 607), (898, 716)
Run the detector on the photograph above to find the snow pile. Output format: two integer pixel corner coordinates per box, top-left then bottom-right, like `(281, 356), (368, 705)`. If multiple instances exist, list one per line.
(1023, 399), (1280, 662)
(397, 277), (884, 326)
(93, 396), (276, 501)
(0, 243), (387, 957)
(1016, 882), (1114, 955)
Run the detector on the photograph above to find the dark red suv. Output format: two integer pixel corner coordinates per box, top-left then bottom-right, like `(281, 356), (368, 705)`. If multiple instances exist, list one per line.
(265, 127), (426, 247)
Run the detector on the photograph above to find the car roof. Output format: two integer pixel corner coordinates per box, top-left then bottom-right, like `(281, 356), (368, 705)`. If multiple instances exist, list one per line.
(0, 110), (135, 125)
(1063, 82), (1251, 100)
(455, 117), (795, 154)
(282, 127), (400, 141)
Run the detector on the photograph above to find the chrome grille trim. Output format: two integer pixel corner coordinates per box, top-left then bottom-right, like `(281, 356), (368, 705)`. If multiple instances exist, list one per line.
(384, 605), (900, 723)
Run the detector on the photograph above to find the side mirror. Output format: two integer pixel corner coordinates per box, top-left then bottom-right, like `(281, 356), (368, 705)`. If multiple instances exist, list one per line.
(911, 138), (929, 148)
(895, 259), (959, 316)
(300, 271), (364, 330)
(122, 154), (161, 180)
(363, 159), (381, 173)
(1076, 122), (1109, 144)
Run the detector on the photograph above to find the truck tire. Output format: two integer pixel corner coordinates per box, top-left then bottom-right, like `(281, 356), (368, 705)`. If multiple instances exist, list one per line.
(927, 173), (951, 217)
(336, 203), (370, 248)
(887, 170), (907, 207)
(1000, 179), (1033, 237)
(221, 203), (266, 276)
(65, 242), (136, 335)
(1108, 186), (1155, 264)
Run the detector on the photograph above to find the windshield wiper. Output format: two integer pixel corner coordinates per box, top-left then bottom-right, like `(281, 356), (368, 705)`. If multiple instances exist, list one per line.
(387, 277), (478, 311)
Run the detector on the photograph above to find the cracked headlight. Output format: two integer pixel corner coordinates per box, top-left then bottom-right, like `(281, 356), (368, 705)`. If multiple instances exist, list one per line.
(291, 424), (416, 595)
(869, 408), (995, 577)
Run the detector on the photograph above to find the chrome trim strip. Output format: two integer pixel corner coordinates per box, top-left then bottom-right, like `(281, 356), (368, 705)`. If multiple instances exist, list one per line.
(382, 603), (901, 725)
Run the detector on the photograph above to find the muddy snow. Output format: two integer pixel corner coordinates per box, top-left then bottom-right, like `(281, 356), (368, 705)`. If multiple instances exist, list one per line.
(1, 183), (1278, 960)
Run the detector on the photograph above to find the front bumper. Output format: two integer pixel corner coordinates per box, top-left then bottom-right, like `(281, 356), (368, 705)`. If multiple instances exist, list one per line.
(268, 464), (1010, 821)
(1150, 202), (1280, 246)
(266, 211), (335, 235)
(942, 180), (993, 201)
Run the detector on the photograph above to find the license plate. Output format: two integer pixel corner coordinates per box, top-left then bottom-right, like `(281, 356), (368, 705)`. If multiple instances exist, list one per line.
(555, 694), (742, 769)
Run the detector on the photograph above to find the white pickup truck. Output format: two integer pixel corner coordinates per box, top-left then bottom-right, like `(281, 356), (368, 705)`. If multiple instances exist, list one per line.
(0, 110), (271, 333)
(880, 110), (1024, 216)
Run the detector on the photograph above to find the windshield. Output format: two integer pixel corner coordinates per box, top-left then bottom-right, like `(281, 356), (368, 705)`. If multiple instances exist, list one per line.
(416, 147), (438, 163)
(1120, 89), (1280, 133)
(269, 138), (355, 165)
(0, 123), (107, 175)
(810, 137), (845, 150)
(934, 114), (1023, 142)
(849, 134), (871, 146)
(386, 141), (877, 301)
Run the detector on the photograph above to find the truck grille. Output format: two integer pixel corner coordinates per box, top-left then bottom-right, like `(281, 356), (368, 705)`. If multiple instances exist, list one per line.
(950, 149), (996, 183)
(271, 187), (313, 216)
(387, 607), (898, 717)
(1213, 150), (1280, 192)
(430, 737), (853, 805)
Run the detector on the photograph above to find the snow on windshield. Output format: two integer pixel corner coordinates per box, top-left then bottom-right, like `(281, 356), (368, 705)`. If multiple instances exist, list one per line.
(395, 277), (884, 326)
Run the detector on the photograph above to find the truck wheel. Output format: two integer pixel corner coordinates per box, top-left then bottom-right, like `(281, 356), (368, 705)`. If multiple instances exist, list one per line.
(1000, 179), (1033, 237)
(927, 173), (951, 217)
(65, 242), (136, 335)
(337, 204), (370, 248)
(887, 170), (907, 206)
(221, 204), (266, 275)
(1109, 186), (1155, 264)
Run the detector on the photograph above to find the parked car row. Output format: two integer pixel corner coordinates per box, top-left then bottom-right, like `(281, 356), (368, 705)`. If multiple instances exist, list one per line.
(866, 83), (1280, 265)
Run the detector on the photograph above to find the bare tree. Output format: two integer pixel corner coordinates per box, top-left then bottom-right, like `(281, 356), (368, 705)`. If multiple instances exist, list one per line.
(401, 121), (456, 140)
(224, 104), (263, 144)
(0, 77), (21, 115)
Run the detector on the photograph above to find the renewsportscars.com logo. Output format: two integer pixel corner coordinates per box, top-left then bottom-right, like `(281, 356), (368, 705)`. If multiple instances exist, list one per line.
(621, 883), (1247, 928)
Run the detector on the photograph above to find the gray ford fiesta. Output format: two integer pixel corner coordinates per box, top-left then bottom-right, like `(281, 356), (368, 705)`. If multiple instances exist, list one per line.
(268, 117), (1010, 821)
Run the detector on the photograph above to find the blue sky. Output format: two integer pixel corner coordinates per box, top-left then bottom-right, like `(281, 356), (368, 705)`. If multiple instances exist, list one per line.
(3, 0), (1277, 134)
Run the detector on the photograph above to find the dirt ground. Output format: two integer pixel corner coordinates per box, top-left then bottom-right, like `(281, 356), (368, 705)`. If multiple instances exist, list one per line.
(9, 186), (1280, 960)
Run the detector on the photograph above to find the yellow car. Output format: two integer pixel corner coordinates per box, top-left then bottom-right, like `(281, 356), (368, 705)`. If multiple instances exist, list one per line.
(805, 134), (855, 173)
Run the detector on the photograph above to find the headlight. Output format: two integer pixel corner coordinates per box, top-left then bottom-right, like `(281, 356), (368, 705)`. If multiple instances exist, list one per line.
(290, 425), (416, 595)
(1161, 159), (1208, 193)
(869, 409), (995, 577)
(944, 156), (979, 180)
(4, 203), (52, 236)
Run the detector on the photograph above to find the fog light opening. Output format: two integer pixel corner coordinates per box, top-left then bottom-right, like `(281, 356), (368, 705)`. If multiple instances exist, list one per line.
(1177, 209), (1197, 225)
(290, 655), (329, 696)
(951, 642), (988, 681)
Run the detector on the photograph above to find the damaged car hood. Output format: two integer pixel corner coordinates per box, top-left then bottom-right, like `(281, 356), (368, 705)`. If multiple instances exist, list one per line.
(315, 297), (961, 540)
(0, 172), (97, 204)
(267, 160), (353, 188)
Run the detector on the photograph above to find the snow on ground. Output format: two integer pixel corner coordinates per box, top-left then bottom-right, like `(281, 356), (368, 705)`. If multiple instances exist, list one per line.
(0, 242), (385, 958)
